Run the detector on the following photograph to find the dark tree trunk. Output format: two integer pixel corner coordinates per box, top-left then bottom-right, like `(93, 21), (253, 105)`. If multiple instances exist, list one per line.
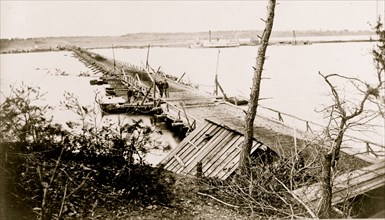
(318, 153), (333, 219)
(331, 118), (346, 168)
(238, 0), (276, 176)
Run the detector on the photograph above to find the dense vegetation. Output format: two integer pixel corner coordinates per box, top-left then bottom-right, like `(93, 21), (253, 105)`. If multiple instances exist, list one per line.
(1, 20), (383, 219)
(0, 85), (175, 219)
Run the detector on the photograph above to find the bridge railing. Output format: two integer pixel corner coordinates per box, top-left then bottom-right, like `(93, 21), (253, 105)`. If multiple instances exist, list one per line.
(74, 49), (384, 160)
(162, 102), (201, 132)
(257, 104), (385, 160)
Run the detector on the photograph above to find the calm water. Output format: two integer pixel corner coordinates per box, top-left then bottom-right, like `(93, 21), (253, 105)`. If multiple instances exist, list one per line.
(93, 41), (379, 121)
(1, 41), (383, 159)
(0, 51), (179, 165)
(92, 41), (384, 156)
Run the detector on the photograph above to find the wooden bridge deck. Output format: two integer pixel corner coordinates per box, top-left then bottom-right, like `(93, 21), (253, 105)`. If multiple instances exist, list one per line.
(71, 46), (385, 207)
(293, 160), (385, 209)
(72, 46), (384, 185)
(72, 46), (383, 159)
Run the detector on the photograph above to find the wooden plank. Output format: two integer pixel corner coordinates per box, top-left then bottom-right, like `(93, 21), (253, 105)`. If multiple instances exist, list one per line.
(163, 102), (201, 125)
(189, 121), (215, 143)
(219, 141), (263, 180)
(180, 129), (231, 174)
(292, 184), (322, 208)
(202, 133), (239, 167)
(201, 132), (236, 161)
(213, 138), (245, 179)
(191, 133), (239, 176)
(332, 162), (385, 190)
(218, 140), (263, 180)
(332, 164), (385, 196)
(166, 123), (220, 172)
(332, 176), (385, 205)
(335, 168), (384, 191)
(164, 124), (219, 170)
(177, 129), (230, 174)
(302, 170), (385, 207)
(161, 121), (210, 169)
(174, 155), (186, 168)
(201, 134), (241, 175)
(293, 162), (385, 208)
(203, 134), (242, 177)
(177, 124), (221, 162)
(209, 136), (245, 177)
(188, 141), (199, 149)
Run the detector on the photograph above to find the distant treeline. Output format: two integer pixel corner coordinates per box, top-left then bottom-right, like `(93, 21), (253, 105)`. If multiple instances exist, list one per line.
(0, 30), (375, 53)
(1, 29), (374, 41)
(121, 29), (374, 40)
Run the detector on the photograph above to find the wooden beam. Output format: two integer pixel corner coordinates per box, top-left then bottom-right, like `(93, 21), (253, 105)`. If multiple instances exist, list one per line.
(174, 155), (186, 168)
(140, 84), (153, 105)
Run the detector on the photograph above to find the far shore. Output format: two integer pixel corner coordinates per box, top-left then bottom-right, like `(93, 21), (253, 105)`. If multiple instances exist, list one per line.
(0, 30), (376, 54)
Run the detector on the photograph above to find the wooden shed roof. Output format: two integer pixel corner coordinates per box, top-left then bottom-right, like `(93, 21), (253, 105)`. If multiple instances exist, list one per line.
(159, 119), (266, 180)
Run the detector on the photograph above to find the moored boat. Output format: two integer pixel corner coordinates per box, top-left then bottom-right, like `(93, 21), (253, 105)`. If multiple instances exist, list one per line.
(226, 96), (248, 106)
(90, 79), (109, 85)
(99, 102), (163, 115)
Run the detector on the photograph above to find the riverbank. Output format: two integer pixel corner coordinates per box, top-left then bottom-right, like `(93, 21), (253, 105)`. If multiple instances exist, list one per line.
(2, 37), (383, 219)
(0, 30), (375, 53)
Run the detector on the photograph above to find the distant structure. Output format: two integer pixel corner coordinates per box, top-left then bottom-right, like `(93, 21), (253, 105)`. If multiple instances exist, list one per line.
(292, 30), (297, 45)
(190, 30), (240, 48)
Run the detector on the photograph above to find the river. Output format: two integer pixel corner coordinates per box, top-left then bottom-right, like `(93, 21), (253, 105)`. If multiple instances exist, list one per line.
(1, 40), (383, 159)
(92, 41), (384, 153)
(0, 51), (180, 165)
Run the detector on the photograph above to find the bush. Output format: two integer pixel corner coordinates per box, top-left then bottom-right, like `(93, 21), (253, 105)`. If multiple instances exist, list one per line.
(196, 155), (316, 219)
(0, 84), (175, 219)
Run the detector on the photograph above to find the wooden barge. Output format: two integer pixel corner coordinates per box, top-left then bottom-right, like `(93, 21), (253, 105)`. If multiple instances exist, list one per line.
(99, 102), (162, 115)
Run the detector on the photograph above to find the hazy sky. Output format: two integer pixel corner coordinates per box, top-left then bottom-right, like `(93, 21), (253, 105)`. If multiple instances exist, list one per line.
(1, 0), (384, 38)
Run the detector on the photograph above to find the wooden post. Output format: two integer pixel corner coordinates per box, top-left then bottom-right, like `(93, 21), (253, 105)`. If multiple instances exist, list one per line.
(278, 112), (284, 122)
(215, 77), (228, 100)
(366, 142), (378, 158)
(180, 102), (191, 130)
(192, 120), (196, 130)
(209, 30), (211, 42)
(306, 121), (311, 132)
(292, 30), (297, 45)
(146, 44), (150, 70)
(196, 161), (203, 179)
(178, 72), (186, 83)
(140, 84), (153, 105)
(215, 49), (220, 95)
(215, 74), (218, 96)
(153, 78), (156, 107)
(112, 44), (116, 75)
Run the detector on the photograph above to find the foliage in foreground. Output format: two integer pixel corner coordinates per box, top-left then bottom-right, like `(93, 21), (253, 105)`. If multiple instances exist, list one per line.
(316, 19), (385, 218)
(0, 85), (175, 219)
(195, 20), (385, 219)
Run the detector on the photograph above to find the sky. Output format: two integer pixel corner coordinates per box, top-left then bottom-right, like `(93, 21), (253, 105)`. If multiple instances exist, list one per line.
(1, 0), (384, 38)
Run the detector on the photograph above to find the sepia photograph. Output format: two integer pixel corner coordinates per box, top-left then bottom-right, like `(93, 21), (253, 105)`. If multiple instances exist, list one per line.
(1, 0), (384, 219)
